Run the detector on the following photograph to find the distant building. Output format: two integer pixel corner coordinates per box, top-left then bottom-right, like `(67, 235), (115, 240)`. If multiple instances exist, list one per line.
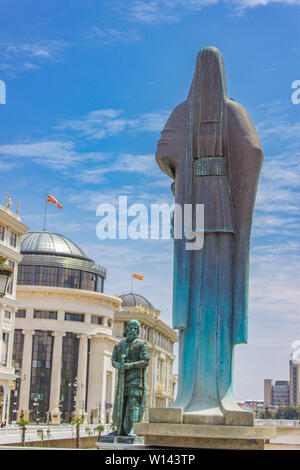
(113, 292), (178, 417)
(264, 357), (300, 408)
(289, 360), (300, 406)
(0, 199), (29, 424)
(264, 379), (290, 407)
(264, 379), (273, 408)
(272, 381), (290, 407)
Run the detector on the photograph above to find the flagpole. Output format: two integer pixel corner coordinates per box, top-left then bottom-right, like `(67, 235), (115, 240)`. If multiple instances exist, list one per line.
(43, 193), (48, 231)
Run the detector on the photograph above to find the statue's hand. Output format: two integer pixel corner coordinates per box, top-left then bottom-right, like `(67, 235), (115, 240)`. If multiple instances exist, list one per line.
(123, 362), (134, 370)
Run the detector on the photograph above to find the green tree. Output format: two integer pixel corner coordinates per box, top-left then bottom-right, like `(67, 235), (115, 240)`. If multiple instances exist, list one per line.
(95, 424), (105, 441)
(17, 419), (29, 446)
(71, 417), (84, 448)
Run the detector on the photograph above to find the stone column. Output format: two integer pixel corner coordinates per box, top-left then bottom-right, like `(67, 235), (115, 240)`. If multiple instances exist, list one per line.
(3, 384), (10, 425)
(48, 331), (65, 424)
(0, 304), (5, 365)
(7, 309), (15, 369)
(18, 330), (34, 421)
(87, 337), (111, 424)
(75, 334), (88, 422)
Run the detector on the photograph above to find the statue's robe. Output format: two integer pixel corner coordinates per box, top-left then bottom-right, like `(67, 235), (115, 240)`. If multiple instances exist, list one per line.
(156, 47), (263, 425)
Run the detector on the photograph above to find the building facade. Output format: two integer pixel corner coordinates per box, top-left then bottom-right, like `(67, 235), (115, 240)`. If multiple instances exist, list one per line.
(271, 381), (290, 407)
(264, 379), (290, 408)
(289, 360), (300, 406)
(113, 293), (177, 417)
(0, 198), (29, 424)
(264, 379), (273, 408)
(264, 357), (300, 409)
(13, 231), (121, 424)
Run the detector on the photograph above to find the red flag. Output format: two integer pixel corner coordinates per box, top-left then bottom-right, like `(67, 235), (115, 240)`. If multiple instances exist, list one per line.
(47, 194), (63, 209)
(133, 273), (144, 280)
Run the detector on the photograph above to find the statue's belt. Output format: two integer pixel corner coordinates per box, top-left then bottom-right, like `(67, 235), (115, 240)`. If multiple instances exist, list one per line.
(193, 156), (225, 176)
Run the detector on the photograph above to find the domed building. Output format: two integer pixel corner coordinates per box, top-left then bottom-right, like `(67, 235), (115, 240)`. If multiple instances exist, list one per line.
(113, 292), (177, 415)
(12, 231), (121, 424)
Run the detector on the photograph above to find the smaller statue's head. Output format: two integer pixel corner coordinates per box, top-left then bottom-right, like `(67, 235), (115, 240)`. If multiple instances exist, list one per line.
(126, 320), (140, 342)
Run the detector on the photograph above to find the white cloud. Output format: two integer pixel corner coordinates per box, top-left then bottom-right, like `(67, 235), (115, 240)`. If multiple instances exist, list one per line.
(0, 141), (108, 170)
(56, 109), (169, 140)
(0, 39), (70, 74)
(117, 1), (180, 23)
(89, 26), (142, 44)
(234, 0), (300, 9)
(5, 40), (69, 60)
(116, 0), (300, 24)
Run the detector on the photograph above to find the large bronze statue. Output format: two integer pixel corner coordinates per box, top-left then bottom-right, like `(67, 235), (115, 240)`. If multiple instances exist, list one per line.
(112, 320), (149, 436)
(155, 47), (263, 425)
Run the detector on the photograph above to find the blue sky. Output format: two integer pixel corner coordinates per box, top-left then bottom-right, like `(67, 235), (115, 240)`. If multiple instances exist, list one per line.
(0, 0), (299, 400)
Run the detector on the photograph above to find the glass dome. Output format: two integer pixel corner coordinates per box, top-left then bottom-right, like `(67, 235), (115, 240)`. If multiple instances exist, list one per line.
(21, 231), (89, 260)
(120, 292), (154, 309)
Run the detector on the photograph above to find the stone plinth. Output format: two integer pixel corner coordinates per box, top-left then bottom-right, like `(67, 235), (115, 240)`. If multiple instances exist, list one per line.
(135, 408), (277, 450)
(98, 434), (144, 445)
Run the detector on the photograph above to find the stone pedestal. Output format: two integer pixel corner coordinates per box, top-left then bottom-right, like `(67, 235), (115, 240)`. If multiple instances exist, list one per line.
(99, 434), (144, 444)
(47, 410), (61, 425)
(17, 410), (30, 422)
(135, 408), (276, 450)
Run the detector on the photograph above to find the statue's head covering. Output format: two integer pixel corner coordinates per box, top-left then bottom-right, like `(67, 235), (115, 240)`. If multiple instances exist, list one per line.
(188, 46), (227, 158)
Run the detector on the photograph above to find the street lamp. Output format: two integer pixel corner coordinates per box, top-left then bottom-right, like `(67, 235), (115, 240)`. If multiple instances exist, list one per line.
(68, 377), (78, 420)
(33, 397), (40, 425)
(0, 256), (13, 297)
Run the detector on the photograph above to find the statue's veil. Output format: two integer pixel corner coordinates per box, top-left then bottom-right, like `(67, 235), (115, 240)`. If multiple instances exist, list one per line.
(188, 47), (227, 159)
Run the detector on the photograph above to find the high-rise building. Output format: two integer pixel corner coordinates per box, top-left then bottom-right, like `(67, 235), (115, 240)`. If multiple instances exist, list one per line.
(264, 379), (273, 408)
(264, 357), (300, 408)
(271, 381), (290, 407)
(289, 359), (300, 406)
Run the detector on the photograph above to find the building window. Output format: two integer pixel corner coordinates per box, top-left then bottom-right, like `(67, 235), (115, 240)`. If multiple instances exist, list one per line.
(91, 315), (103, 325)
(35, 266), (58, 287)
(11, 329), (24, 417)
(12, 329), (24, 371)
(18, 265), (34, 285)
(60, 333), (80, 423)
(5, 260), (14, 294)
(16, 309), (26, 318)
(4, 311), (11, 319)
(0, 225), (4, 241)
(33, 310), (57, 320)
(18, 265), (104, 292)
(1, 332), (9, 366)
(9, 231), (17, 247)
(65, 312), (85, 322)
(82, 271), (96, 291)
(61, 268), (80, 289)
(30, 331), (54, 422)
(107, 319), (112, 328)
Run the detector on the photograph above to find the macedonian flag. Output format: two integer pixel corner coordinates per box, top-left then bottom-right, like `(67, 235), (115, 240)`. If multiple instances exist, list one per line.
(133, 273), (144, 280)
(47, 194), (63, 209)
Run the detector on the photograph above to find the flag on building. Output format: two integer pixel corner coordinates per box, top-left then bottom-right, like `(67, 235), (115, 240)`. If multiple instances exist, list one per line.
(133, 273), (144, 280)
(47, 194), (63, 209)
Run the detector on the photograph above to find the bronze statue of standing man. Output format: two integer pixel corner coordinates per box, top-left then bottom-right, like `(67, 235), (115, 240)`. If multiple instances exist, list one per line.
(112, 320), (149, 436)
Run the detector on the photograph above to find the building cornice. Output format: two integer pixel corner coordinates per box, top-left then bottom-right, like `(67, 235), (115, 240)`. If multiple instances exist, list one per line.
(16, 285), (122, 308)
(0, 244), (24, 263)
(0, 205), (29, 235)
(114, 309), (177, 342)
